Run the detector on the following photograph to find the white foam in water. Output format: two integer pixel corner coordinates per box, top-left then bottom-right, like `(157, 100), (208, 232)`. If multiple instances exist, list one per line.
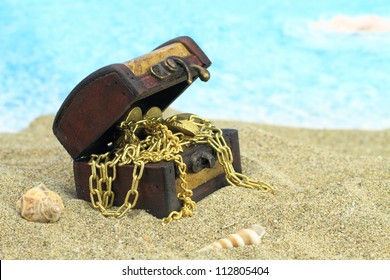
(0, 0), (389, 132)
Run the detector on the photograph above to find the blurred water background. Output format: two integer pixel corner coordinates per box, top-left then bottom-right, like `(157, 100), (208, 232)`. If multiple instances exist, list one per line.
(1, 0), (389, 132)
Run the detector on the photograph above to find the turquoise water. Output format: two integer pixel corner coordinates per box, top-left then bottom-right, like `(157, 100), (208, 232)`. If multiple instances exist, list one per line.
(1, 0), (389, 132)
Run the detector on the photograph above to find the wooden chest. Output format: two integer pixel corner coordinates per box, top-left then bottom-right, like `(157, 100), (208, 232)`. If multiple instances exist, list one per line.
(52, 36), (242, 219)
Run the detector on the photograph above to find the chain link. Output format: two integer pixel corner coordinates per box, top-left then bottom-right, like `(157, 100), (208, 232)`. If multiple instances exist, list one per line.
(88, 110), (274, 223)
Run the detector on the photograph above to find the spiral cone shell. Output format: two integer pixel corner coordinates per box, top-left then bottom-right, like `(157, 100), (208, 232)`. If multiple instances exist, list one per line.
(199, 224), (265, 251)
(16, 183), (64, 223)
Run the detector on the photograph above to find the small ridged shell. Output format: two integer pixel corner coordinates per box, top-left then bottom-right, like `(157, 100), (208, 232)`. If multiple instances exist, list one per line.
(16, 183), (64, 223)
(199, 224), (265, 251)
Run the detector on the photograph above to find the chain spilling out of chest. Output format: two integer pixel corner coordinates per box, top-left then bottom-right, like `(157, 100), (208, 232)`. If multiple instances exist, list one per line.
(53, 36), (274, 223)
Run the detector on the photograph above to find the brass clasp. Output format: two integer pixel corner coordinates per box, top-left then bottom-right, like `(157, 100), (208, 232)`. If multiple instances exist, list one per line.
(150, 56), (210, 84)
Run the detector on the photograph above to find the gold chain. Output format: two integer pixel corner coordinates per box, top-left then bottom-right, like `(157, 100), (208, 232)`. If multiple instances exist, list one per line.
(88, 109), (274, 223)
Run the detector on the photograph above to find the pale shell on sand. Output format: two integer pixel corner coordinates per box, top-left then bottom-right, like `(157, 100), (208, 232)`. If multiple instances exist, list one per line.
(199, 224), (265, 251)
(16, 183), (64, 223)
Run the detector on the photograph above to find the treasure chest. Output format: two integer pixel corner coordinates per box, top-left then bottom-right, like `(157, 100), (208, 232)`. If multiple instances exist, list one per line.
(52, 36), (242, 219)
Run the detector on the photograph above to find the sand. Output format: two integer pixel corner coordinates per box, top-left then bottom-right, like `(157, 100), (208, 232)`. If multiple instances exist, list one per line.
(0, 114), (389, 260)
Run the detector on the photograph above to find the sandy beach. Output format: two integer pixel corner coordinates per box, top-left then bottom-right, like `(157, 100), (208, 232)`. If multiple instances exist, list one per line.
(0, 114), (389, 260)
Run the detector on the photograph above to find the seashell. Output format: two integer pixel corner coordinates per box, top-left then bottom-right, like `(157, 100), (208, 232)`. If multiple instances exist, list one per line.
(199, 224), (265, 251)
(16, 183), (64, 223)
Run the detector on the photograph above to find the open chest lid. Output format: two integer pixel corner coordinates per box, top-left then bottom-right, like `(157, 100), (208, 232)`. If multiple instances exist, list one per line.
(52, 36), (211, 160)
